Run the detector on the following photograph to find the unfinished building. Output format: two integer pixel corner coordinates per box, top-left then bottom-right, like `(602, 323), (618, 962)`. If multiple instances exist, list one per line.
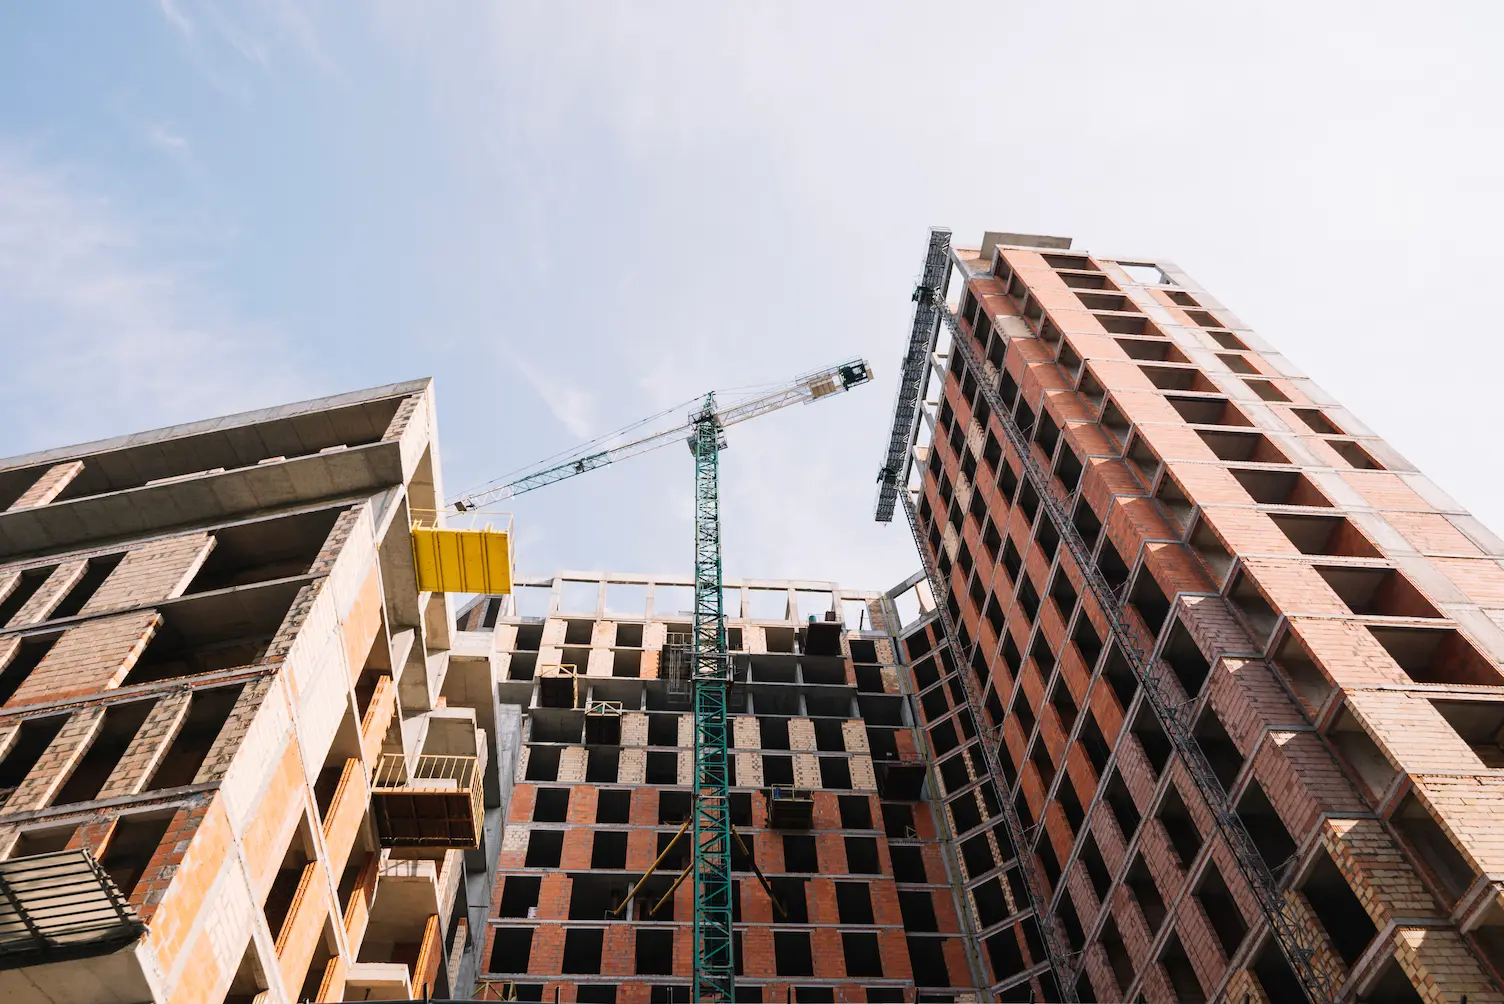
(0, 379), (512, 1003)
(877, 229), (1504, 1001)
(465, 573), (982, 1003)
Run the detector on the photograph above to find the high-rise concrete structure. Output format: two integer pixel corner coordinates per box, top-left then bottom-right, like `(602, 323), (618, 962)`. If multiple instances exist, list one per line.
(878, 229), (1504, 1002)
(0, 380), (510, 1004)
(466, 573), (981, 1004)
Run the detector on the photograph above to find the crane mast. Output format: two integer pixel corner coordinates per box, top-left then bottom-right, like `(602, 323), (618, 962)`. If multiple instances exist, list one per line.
(450, 358), (872, 1001)
(688, 395), (734, 1002)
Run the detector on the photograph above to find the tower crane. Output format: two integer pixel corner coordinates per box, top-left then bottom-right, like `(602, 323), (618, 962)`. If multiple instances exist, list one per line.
(450, 359), (873, 1003)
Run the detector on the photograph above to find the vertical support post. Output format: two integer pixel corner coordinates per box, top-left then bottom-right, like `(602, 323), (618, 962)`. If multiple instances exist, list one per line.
(691, 394), (734, 1002)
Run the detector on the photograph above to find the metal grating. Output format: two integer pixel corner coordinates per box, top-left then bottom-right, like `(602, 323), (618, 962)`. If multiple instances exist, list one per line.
(0, 849), (145, 966)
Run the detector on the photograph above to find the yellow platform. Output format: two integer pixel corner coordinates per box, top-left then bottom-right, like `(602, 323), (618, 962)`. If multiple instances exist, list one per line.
(411, 514), (513, 594)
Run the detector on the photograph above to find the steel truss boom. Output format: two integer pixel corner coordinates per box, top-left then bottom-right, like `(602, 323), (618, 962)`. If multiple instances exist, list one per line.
(451, 360), (873, 511)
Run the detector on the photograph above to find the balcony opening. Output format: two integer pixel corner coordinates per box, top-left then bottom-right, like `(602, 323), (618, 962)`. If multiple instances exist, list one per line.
(1100, 314), (1163, 338)
(525, 746), (560, 782)
(1167, 395), (1252, 427)
(1132, 704), (1172, 776)
(1431, 698), (1504, 767)
(1097, 539), (1131, 593)
(1158, 930), (1205, 1003)
(1329, 440), (1384, 470)
(489, 927), (533, 974)
(188, 508), (342, 593)
(98, 810), (174, 902)
(635, 928), (674, 975)
(578, 987), (617, 1004)
(1251, 936), (1303, 1001)
(774, 931), (814, 976)
(1158, 784), (1203, 868)
(1237, 782), (1297, 875)
(612, 650), (641, 677)
(890, 844), (926, 883)
(51, 554), (126, 619)
(1271, 629), (1332, 714)
(0, 567), (55, 626)
(0, 635), (59, 705)
(1077, 712), (1110, 776)
(1231, 467), (1331, 507)
(10, 825), (75, 857)
(1367, 625), (1504, 686)
(123, 589), (297, 685)
(1074, 832), (1108, 902)
(757, 716), (790, 750)
(1100, 644), (1137, 711)
(1195, 861), (1248, 958)
(842, 932), (883, 978)
(533, 787), (571, 824)
(52, 699), (154, 806)
(1129, 569), (1171, 638)
(1072, 498), (1103, 553)
(960, 831), (996, 878)
(1314, 565), (1439, 618)
(524, 830), (563, 868)
(586, 747), (620, 783)
(1126, 853), (1167, 933)
(1161, 621), (1213, 698)
(591, 831), (628, 870)
(1392, 791), (1475, 904)
(585, 715), (621, 746)
(907, 935), (951, 987)
(845, 836), (881, 874)
(1105, 769), (1141, 841)
(1197, 429), (1289, 464)
(145, 684), (244, 790)
(1100, 399), (1131, 448)
(1099, 916), (1135, 995)
(1157, 474), (1194, 533)
(263, 817), (316, 942)
(563, 928), (604, 974)
(1141, 364), (1218, 393)
(1300, 850), (1376, 967)
(1115, 337), (1189, 364)
(1244, 378), (1290, 402)
(1268, 514), (1381, 558)
(1329, 708), (1397, 800)
(1362, 960), (1425, 1004)
(766, 877), (808, 923)
(1228, 570), (1278, 647)
(1055, 446), (1084, 494)
(1194, 707), (1244, 792)
(575, 875), (636, 921)
(0, 713), (67, 806)
(763, 754), (794, 786)
(497, 876), (540, 918)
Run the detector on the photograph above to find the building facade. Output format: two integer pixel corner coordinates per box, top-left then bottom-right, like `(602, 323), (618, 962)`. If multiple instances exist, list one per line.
(0, 380), (510, 1003)
(879, 229), (1504, 1002)
(466, 572), (982, 1003)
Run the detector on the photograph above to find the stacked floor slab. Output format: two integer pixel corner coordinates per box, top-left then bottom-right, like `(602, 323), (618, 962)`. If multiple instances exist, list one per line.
(0, 379), (507, 1003)
(468, 574), (983, 1003)
(892, 232), (1504, 1002)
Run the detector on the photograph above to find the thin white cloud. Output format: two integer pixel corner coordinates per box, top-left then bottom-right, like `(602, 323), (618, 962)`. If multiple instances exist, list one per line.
(145, 123), (190, 156)
(512, 355), (596, 440)
(0, 145), (312, 454)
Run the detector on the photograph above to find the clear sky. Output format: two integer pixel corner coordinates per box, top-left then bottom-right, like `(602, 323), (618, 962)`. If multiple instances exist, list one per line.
(2, 3), (1501, 595)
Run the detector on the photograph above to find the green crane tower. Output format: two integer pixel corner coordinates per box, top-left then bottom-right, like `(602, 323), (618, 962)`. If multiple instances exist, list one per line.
(450, 359), (873, 1000)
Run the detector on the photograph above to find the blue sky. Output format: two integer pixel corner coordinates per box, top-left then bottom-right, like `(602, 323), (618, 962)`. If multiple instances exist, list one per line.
(2, 3), (1502, 594)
